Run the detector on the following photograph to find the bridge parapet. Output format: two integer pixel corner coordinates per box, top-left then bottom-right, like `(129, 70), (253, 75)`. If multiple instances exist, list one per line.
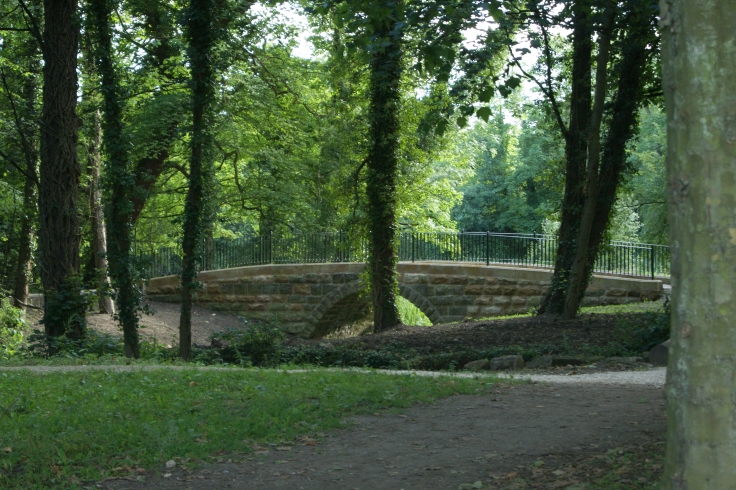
(146, 262), (663, 338)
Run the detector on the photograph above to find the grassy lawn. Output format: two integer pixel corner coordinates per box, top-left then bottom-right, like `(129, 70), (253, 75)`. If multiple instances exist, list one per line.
(0, 367), (496, 489)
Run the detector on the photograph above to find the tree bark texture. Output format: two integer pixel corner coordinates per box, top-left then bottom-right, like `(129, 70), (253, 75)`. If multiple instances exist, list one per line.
(576, 1), (656, 308)
(537, 0), (592, 315)
(85, 108), (115, 315)
(539, 0), (656, 318)
(366, 7), (404, 332)
(661, 0), (736, 487)
(562, 8), (615, 319)
(89, 0), (140, 358)
(39, 0), (85, 338)
(180, 0), (218, 360)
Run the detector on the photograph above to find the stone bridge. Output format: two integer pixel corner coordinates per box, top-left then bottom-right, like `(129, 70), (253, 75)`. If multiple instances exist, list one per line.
(145, 262), (663, 338)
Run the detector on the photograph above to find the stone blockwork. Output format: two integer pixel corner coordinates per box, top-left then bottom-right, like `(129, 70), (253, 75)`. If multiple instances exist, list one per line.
(146, 261), (663, 338)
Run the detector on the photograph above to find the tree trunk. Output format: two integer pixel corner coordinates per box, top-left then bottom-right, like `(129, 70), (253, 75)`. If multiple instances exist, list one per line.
(86, 108), (115, 315)
(180, 0), (218, 360)
(89, 0), (140, 357)
(537, 0), (592, 315)
(571, 0), (657, 313)
(12, 161), (36, 309)
(38, 0), (85, 338)
(539, 0), (656, 318)
(661, 0), (736, 486)
(366, 4), (404, 332)
(562, 9), (615, 319)
(5, 62), (40, 309)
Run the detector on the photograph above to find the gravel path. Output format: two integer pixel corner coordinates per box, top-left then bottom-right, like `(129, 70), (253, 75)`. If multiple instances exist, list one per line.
(0, 364), (667, 387)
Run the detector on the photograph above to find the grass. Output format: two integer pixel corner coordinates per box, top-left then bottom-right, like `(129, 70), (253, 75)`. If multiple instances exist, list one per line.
(397, 296), (432, 326)
(475, 301), (664, 322)
(581, 302), (663, 315)
(0, 367), (499, 489)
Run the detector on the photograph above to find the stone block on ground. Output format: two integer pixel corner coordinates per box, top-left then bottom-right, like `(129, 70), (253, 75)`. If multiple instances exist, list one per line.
(602, 356), (640, 366)
(648, 339), (670, 366)
(490, 355), (524, 371)
(526, 355), (553, 369)
(464, 359), (490, 371)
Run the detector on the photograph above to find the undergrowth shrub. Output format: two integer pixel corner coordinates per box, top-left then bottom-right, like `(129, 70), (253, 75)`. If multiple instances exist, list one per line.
(0, 298), (26, 359)
(209, 321), (285, 366)
(613, 299), (671, 352)
(24, 329), (123, 358)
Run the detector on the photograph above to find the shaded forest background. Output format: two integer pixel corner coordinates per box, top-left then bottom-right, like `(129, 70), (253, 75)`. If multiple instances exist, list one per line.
(0, 0), (664, 350)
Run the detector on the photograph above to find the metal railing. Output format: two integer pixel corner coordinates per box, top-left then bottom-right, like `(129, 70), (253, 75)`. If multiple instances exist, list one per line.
(137, 231), (670, 280)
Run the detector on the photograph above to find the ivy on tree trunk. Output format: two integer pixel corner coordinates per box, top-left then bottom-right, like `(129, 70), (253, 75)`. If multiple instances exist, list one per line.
(180, 0), (218, 360)
(366, 1), (404, 332)
(89, 0), (141, 358)
(538, 0), (656, 318)
(537, 0), (592, 317)
(572, 1), (656, 311)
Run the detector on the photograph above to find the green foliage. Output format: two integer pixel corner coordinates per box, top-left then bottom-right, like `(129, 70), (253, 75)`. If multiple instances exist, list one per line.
(0, 368), (494, 489)
(452, 104), (563, 233)
(625, 106), (668, 244)
(613, 300), (671, 352)
(42, 275), (91, 339)
(208, 322), (286, 366)
(0, 299), (25, 359)
(396, 296), (431, 326)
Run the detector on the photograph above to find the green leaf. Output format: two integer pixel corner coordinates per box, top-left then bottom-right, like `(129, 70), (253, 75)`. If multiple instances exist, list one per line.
(457, 116), (468, 128)
(436, 119), (450, 136)
(506, 76), (521, 89)
(478, 87), (494, 103)
(460, 105), (475, 116)
(476, 107), (492, 122)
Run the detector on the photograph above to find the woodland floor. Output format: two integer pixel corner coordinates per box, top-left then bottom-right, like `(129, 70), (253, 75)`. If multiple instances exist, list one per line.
(25, 300), (668, 489)
(29, 299), (658, 357)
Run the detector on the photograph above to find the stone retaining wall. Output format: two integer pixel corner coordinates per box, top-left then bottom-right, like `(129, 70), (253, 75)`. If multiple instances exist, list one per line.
(146, 261), (663, 338)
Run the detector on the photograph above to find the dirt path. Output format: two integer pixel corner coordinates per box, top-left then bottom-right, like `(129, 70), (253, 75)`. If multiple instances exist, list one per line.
(26, 301), (245, 347)
(99, 382), (665, 490)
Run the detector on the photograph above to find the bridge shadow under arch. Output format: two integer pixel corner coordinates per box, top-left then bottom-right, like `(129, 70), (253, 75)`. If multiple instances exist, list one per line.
(307, 282), (442, 339)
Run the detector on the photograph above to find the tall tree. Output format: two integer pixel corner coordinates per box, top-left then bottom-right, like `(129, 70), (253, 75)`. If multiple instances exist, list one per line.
(84, 107), (115, 316)
(179, 0), (221, 360)
(533, 0), (591, 317)
(89, 0), (141, 357)
(35, 0), (87, 337)
(365, 0), (405, 331)
(660, 0), (736, 486)
(0, 44), (41, 310)
(532, 0), (658, 318)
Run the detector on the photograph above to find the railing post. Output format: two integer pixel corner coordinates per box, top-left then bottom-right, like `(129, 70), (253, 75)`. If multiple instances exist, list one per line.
(411, 231), (415, 262)
(486, 231), (490, 266)
(650, 245), (655, 280)
(269, 231), (273, 264)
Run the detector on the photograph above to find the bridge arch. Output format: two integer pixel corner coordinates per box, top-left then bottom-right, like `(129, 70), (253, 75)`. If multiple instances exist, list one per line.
(398, 284), (443, 325)
(307, 281), (442, 338)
